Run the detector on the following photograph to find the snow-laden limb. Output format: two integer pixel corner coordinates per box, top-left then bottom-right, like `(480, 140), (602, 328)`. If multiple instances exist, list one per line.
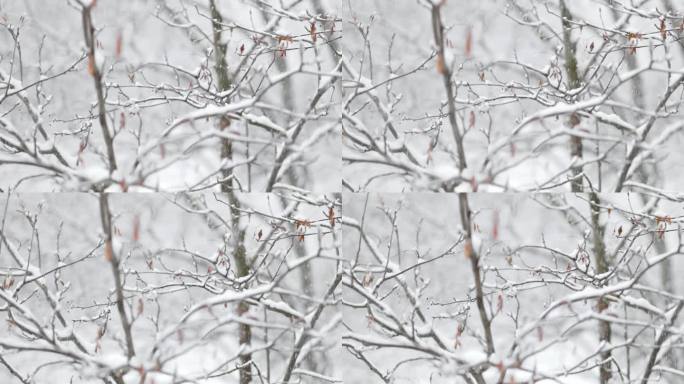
(179, 282), (276, 323)
(622, 181), (684, 202)
(290, 368), (342, 383)
(166, 98), (257, 132)
(537, 278), (637, 323)
(486, 94), (609, 159)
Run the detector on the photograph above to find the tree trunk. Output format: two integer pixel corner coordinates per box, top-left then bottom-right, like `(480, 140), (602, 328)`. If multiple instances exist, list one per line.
(590, 192), (611, 384)
(561, 0), (583, 192)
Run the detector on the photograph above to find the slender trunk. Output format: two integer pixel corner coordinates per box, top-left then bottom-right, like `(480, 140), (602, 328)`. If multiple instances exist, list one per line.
(589, 192), (611, 383)
(210, 0), (234, 193)
(98, 194), (135, 359)
(210, 3), (251, 383)
(430, 4), (467, 170)
(225, 190), (251, 384)
(82, 4), (117, 174)
(430, 2), (493, 356)
(560, 0), (583, 192)
(233, 223), (252, 384)
(459, 194), (494, 354)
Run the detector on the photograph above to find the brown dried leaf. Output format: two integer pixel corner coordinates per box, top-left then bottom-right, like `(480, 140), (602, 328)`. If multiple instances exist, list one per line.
(115, 32), (123, 59)
(2, 276), (14, 289)
(104, 240), (113, 262)
(464, 239), (473, 259)
(295, 219), (312, 229)
(309, 21), (317, 44)
(627, 32), (641, 40)
(87, 54), (96, 77)
(132, 215), (140, 242)
(276, 34), (294, 43)
(492, 211), (499, 240)
(464, 27), (473, 58)
(362, 272), (374, 287)
(327, 206), (335, 227)
(436, 53), (446, 75)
